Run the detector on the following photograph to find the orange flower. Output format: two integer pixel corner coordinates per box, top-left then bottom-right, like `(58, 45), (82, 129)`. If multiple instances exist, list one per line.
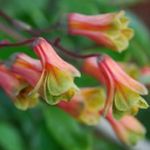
(107, 113), (146, 145)
(83, 55), (148, 118)
(11, 53), (41, 86)
(0, 64), (39, 110)
(68, 11), (134, 52)
(0, 65), (21, 96)
(32, 37), (80, 105)
(59, 87), (105, 125)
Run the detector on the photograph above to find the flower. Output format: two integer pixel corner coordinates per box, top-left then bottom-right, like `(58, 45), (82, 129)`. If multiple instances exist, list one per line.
(11, 53), (41, 86)
(68, 11), (134, 52)
(83, 55), (148, 118)
(0, 64), (39, 110)
(32, 37), (80, 105)
(58, 87), (105, 125)
(107, 113), (146, 145)
(0, 64), (21, 96)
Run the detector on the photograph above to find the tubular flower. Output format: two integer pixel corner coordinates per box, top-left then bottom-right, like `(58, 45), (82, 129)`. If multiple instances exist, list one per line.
(68, 11), (134, 52)
(58, 87), (105, 125)
(0, 64), (39, 110)
(107, 113), (146, 145)
(32, 37), (80, 105)
(11, 53), (41, 86)
(83, 55), (148, 118)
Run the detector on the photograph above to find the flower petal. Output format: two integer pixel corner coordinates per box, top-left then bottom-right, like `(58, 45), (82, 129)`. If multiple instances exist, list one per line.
(104, 55), (148, 95)
(33, 37), (80, 77)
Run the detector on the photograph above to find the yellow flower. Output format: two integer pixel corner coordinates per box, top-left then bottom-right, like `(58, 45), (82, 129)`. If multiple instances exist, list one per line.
(59, 87), (105, 125)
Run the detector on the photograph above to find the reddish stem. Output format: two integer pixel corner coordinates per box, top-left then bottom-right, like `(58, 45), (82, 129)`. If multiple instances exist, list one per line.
(0, 38), (35, 48)
(53, 38), (101, 59)
(0, 10), (102, 59)
(0, 10), (59, 36)
(0, 37), (101, 60)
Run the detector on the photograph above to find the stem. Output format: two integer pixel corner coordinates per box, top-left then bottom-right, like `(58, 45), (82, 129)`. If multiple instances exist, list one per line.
(0, 11), (101, 60)
(0, 11), (13, 24)
(0, 10), (59, 36)
(52, 38), (101, 59)
(97, 59), (115, 116)
(0, 23), (25, 40)
(0, 38), (35, 48)
(0, 37), (101, 60)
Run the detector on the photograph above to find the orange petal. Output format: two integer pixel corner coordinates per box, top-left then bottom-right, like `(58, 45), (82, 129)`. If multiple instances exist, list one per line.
(16, 53), (42, 71)
(12, 53), (41, 86)
(68, 13), (115, 32)
(103, 55), (148, 95)
(0, 65), (21, 96)
(120, 115), (146, 135)
(33, 38), (80, 77)
(82, 56), (104, 83)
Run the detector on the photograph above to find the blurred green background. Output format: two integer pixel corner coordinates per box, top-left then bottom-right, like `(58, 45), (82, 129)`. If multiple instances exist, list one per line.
(0, 0), (150, 150)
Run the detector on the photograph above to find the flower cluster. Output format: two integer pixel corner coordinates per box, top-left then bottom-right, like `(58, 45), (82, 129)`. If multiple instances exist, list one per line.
(0, 38), (80, 109)
(0, 10), (149, 146)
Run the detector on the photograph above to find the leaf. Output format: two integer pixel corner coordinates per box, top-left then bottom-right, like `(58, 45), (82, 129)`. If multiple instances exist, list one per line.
(75, 73), (99, 87)
(43, 106), (92, 150)
(33, 125), (64, 150)
(126, 11), (150, 65)
(0, 123), (25, 150)
(59, 0), (99, 14)
(96, 0), (140, 6)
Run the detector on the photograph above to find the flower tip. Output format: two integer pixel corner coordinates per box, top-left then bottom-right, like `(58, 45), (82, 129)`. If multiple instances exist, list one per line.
(117, 10), (125, 17)
(32, 37), (45, 47)
(75, 71), (81, 77)
(112, 29), (134, 52)
(143, 87), (148, 95)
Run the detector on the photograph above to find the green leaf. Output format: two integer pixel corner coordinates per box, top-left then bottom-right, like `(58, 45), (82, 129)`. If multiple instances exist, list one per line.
(43, 106), (92, 150)
(0, 123), (25, 150)
(96, 0), (140, 6)
(33, 125), (64, 150)
(126, 12), (150, 65)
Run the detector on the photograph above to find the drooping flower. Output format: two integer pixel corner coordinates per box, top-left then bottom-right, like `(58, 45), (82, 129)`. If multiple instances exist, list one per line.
(0, 64), (39, 110)
(58, 87), (105, 125)
(106, 113), (146, 145)
(11, 53), (41, 86)
(68, 11), (134, 52)
(83, 55), (148, 118)
(32, 37), (80, 105)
